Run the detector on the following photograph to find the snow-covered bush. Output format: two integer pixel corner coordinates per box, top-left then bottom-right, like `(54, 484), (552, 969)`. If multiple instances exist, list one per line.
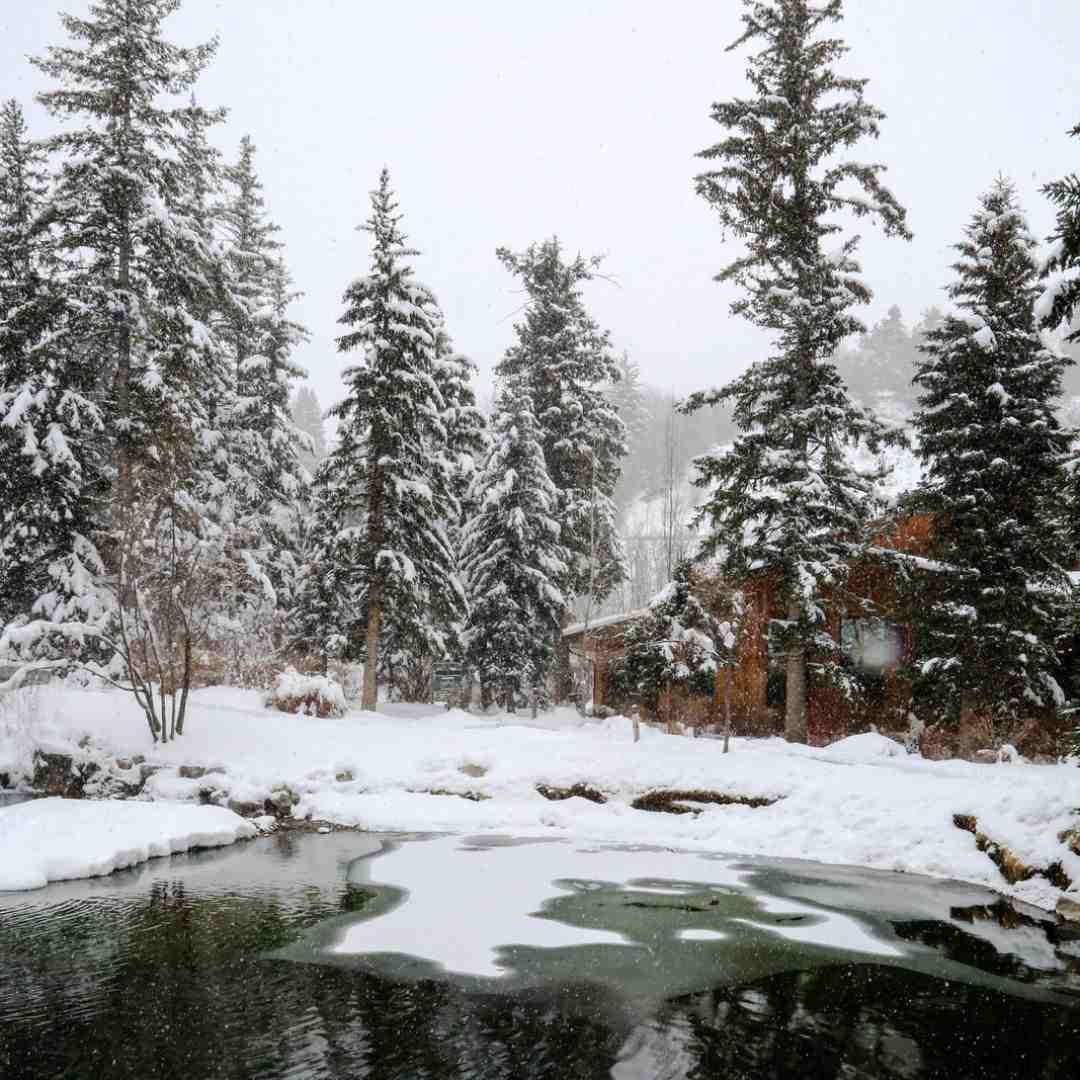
(264, 668), (347, 718)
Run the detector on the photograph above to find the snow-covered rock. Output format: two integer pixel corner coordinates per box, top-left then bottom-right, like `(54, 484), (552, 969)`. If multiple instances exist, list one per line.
(821, 731), (908, 764)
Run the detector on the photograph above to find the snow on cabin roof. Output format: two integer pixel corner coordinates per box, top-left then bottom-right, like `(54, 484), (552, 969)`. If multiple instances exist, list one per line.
(562, 609), (648, 639)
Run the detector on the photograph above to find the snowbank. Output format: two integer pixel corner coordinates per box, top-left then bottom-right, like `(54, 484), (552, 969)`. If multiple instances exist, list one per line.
(0, 797), (256, 891)
(2, 685), (1079, 909)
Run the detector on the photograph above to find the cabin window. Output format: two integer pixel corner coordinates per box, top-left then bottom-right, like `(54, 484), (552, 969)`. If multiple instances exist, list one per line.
(840, 618), (904, 672)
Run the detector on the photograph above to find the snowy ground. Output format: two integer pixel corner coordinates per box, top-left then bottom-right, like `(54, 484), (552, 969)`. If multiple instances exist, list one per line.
(0, 797), (255, 891)
(1, 684), (1079, 909)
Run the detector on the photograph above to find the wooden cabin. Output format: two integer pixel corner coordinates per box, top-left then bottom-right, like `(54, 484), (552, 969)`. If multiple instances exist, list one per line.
(563, 516), (934, 744)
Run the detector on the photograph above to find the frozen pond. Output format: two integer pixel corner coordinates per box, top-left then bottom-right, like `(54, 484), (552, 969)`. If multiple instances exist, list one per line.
(1, 830), (1079, 1078)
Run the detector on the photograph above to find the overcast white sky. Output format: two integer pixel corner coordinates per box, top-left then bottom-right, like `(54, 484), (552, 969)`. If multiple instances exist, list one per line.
(3, 1), (1080, 413)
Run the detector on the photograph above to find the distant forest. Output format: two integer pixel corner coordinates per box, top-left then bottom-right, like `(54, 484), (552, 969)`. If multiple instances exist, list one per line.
(618, 305), (1080, 519)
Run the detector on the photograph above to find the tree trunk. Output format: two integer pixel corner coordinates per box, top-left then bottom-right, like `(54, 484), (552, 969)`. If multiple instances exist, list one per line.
(784, 600), (808, 743)
(360, 581), (381, 712)
(723, 667), (732, 755)
(360, 457), (385, 712)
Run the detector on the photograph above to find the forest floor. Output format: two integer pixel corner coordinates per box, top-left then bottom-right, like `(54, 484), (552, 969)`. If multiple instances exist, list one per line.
(1, 684), (1079, 910)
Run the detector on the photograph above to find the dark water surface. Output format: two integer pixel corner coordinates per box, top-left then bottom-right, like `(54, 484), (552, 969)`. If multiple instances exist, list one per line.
(1, 830), (1079, 1079)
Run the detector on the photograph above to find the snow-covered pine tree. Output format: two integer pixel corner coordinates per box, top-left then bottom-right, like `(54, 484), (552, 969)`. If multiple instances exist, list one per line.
(324, 168), (464, 710)
(216, 138), (310, 637)
(461, 374), (569, 699)
(288, 460), (353, 673)
(609, 351), (651, 510)
(291, 385), (328, 473)
(495, 238), (627, 697)
(0, 99), (105, 634)
(1040, 121), (1080, 576)
(1040, 121), (1080, 342)
(0, 2), (252, 727)
(614, 560), (735, 729)
(433, 333), (488, 524)
(912, 179), (1073, 728)
(684, 0), (910, 742)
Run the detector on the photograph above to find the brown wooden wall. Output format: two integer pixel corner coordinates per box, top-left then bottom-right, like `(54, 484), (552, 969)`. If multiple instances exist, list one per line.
(568, 515), (934, 744)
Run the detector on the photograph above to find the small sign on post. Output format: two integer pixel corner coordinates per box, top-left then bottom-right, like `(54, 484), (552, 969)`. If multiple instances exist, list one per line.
(432, 664), (468, 706)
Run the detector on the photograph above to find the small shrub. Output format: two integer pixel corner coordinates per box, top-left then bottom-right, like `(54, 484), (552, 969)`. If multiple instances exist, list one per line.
(264, 667), (347, 718)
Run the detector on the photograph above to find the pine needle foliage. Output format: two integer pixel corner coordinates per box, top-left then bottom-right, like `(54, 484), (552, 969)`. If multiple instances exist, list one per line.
(613, 561), (732, 718)
(1040, 121), (1080, 342)
(683, 0), (910, 742)
(912, 179), (1073, 725)
(318, 168), (465, 709)
(462, 375), (569, 696)
(495, 238), (627, 607)
(0, 99), (103, 628)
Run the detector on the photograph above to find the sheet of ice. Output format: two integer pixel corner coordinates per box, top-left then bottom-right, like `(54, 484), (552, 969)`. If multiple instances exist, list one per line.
(738, 892), (905, 957)
(677, 928), (727, 941)
(0, 797), (256, 891)
(333, 836), (898, 976)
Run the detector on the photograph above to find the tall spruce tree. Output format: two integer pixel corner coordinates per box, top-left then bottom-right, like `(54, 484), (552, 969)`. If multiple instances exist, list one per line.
(1040, 121), (1080, 342)
(321, 168), (464, 710)
(462, 374), (569, 698)
(684, 0), (910, 742)
(433, 334), (488, 524)
(0, 99), (104, 634)
(1040, 121), (1080, 570)
(291, 385), (328, 473)
(0, 1), (253, 718)
(217, 139), (310, 616)
(912, 179), (1072, 726)
(495, 238), (627, 697)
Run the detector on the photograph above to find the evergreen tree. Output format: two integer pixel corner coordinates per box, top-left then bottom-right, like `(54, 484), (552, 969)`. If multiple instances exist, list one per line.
(495, 238), (627, 697)
(613, 560), (733, 723)
(461, 375), (569, 698)
(288, 461), (352, 673)
(322, 168), (464, 710)
(609, 351), (651, 510)
(684, 0), (910, 742)
(0, 99), (103, 632)
(1040, 121), (1080, 342)
(291, 385), (328, 473)
(1, 1), (252, 724)
(912, 179), (1072, 726)
(433, 334), (488, 524)
(216, 138), (310, 623)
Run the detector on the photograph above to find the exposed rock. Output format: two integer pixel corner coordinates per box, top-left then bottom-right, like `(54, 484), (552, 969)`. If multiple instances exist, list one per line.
(177, 764), (223, 780)
(631, 789), (777, 815)
(954, 813), (1073, 890)
(536, 782), (607, 805)
(32, 751), (99, 798)
(265, 787), (300, 819)
(227, 798), (263, 818)
(1058, 896), (1080, 923)
(415, 788), (490, 802)
(139, 763), (163, 783)
(459, 763), (487, 778)
(335, 769), (354, 783)
(1058, 827), (1080, 858)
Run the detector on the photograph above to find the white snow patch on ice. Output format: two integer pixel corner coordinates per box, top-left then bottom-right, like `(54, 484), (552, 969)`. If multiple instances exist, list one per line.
(333, 836), (897, 976)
